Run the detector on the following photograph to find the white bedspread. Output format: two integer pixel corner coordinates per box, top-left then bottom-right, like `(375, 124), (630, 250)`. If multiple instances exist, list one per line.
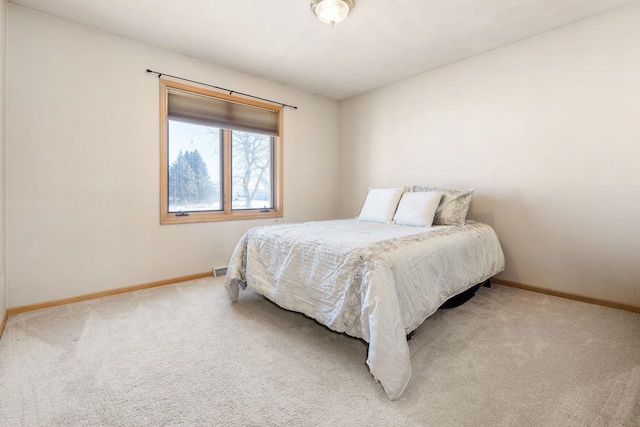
(225, 219), (505, 399)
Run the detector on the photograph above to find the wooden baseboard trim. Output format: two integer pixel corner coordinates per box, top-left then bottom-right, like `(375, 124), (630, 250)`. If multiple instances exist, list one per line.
(7, 272), (213, 316)
(492, 278), (640, 314)
(0, 310), (8, 339)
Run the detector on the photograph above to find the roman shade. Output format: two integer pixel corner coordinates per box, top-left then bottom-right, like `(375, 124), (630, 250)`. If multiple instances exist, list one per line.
(167, 89), (279, 136)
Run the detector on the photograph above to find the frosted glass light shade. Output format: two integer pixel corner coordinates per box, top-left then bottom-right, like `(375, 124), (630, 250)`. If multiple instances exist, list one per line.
(311, 0), (354, 26)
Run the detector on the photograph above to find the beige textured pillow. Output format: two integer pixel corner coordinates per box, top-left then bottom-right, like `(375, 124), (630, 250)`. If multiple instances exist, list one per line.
(413, 186), (474, 226)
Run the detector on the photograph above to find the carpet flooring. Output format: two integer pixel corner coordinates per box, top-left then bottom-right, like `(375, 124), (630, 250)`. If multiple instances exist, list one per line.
(0, 277), (639, 426)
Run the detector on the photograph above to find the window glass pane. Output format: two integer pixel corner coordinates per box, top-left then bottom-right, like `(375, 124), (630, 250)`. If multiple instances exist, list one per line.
(168, 120), (222, 212)
(231, 131), (273, 210)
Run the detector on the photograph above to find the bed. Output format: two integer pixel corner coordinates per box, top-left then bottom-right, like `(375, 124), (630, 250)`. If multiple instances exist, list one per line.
(224, 218), (505, 399)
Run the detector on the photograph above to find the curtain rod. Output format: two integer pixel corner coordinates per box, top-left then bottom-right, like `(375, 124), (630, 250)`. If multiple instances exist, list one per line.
(146, 69), (298, 110)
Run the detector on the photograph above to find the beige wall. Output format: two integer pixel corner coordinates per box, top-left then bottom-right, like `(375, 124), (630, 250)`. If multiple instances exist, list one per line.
(6, 5), (340, 307)
(0, 0), (6, 320)
(339, 5), (640, 306)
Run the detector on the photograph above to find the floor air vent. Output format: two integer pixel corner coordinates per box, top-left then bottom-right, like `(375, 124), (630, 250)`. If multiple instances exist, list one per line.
(213, 266), (228, 277)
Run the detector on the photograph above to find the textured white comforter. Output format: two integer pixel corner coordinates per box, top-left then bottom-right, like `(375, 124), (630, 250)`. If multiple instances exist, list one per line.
(225, 219), (505, 399)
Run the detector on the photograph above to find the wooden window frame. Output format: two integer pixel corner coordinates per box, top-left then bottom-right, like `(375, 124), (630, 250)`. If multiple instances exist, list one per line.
(159, 79), (284, 224)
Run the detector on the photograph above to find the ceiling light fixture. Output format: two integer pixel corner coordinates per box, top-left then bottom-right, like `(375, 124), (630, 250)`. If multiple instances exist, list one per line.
(311, 0), (355, 27)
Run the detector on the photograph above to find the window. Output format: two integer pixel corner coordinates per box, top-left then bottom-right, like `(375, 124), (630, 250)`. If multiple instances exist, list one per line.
(159, 79), (283, 224)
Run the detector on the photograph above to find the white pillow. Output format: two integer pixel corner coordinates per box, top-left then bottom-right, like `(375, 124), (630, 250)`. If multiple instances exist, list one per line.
(357, 188), (405, 223)
(393, 191), (443, 227)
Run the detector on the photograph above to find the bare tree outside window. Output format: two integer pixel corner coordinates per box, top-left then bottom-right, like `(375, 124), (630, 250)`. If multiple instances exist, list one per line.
(231, 131), (273, 210)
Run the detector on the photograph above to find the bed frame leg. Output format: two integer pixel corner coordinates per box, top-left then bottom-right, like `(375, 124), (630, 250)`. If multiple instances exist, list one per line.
(483, 278), (491, 288)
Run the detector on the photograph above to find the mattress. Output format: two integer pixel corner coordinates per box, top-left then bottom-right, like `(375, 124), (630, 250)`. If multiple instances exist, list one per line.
(225, 219), (505, 399)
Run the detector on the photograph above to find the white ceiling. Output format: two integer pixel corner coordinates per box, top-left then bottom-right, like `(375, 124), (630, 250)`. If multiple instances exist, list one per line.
(10, 0), (638, 100)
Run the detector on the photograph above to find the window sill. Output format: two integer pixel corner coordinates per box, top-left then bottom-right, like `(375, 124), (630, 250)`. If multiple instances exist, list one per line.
(160, 209), (283, 225)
